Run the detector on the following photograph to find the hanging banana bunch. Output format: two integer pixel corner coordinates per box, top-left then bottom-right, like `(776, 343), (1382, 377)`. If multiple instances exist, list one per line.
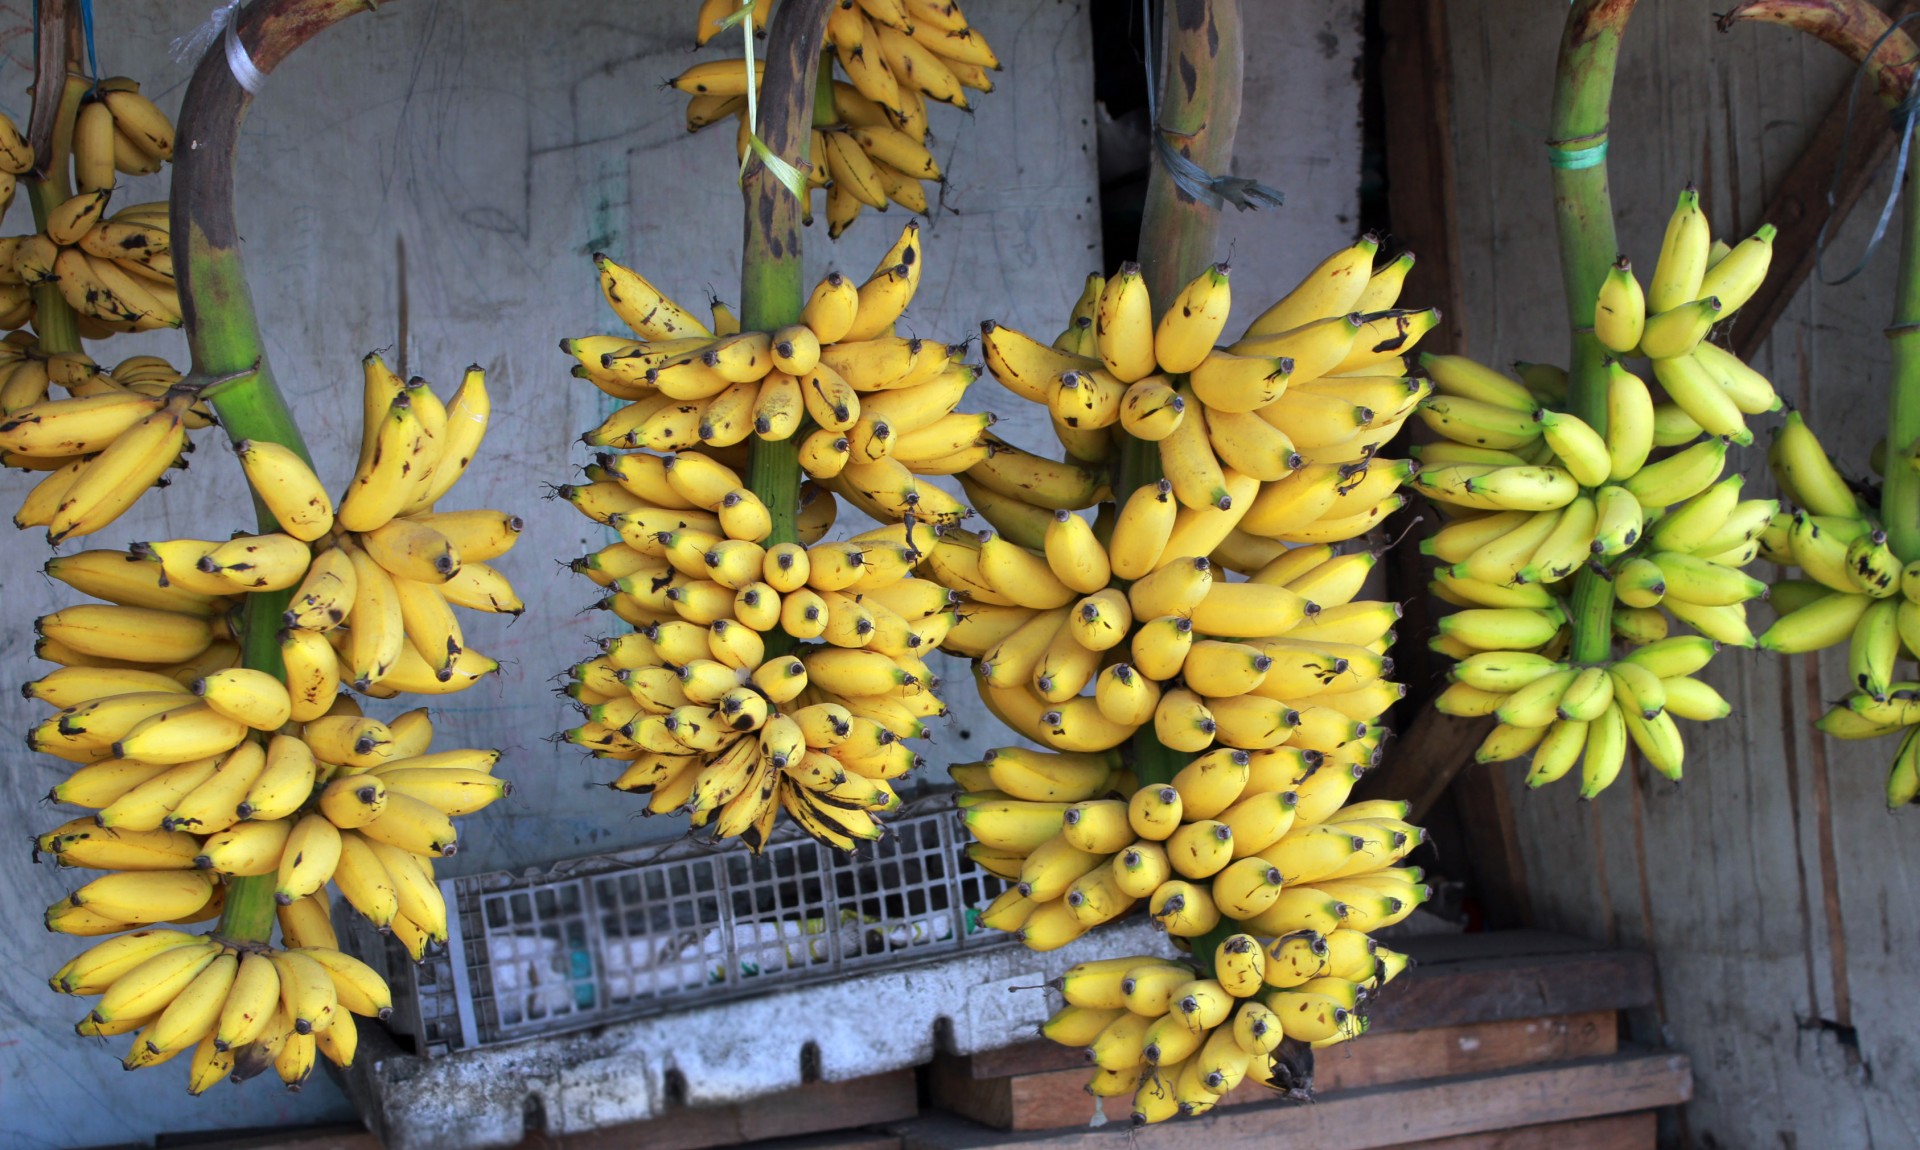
(0, 107), (38, 327)
(558, 221), (973, 851)
(0, 70), (185, 539)
(28, 356), (519, 1092)
(16, 75), (180, 337)
(1750, 411), (1920, 807)
(1415, 186), (1781, 793)
(932, 239), (1432, 1125)
(673, 0), (1000, 236)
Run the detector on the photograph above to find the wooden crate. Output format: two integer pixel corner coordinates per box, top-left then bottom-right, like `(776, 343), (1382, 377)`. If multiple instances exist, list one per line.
(921, 930), (1685, 1145)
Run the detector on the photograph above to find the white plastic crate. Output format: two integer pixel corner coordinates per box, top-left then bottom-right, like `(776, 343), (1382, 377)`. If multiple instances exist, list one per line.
(342, 794), (1010, 1055)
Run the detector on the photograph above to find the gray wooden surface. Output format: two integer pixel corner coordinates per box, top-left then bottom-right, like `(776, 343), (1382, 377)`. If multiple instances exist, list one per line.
(1447, 2), (1920, 1145)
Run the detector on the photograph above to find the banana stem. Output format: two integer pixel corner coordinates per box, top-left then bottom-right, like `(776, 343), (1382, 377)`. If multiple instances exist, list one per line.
(25, 0), (82, 357)
(1122, 0), (1245, 794)
(1718, 1), (1920, 109)
(1135, 0), (1244, 315)
(1550, 0), (1633, 426)
(813, 51), (836, 130)
(1550, 0), (1637, 665)
(741, 0), (833, 660)
(1884, 126), (1920, 562)
(172, 0), (393, 945)
(27, 0), (79, 180)
(25, 179), (80, 357)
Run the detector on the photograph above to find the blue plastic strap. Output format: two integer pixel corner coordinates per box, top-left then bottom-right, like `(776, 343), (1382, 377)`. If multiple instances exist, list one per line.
(1815, 13), (1920, 287)
(80, 0), (99, 94)
(1546, 140), (1608, 169)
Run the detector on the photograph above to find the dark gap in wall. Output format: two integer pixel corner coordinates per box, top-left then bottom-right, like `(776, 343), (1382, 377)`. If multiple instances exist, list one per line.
(1359, 0), (1391, 236)
(1089, 2), (1152, 273)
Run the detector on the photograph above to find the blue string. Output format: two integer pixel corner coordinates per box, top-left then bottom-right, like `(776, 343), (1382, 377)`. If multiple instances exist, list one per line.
(1138, 0), (1284, 213)
(80, 0), (100, 95)
(1814, 12), (1920, 287)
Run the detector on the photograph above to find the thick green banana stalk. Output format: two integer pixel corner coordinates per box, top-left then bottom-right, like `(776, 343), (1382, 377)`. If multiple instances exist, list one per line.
(172, 0), (397, 941)
(1549, 0), (1637, 664)
(1123, 0), (1249, 800)
(742, 0), (837, 585)
(23, 8), (82, 358)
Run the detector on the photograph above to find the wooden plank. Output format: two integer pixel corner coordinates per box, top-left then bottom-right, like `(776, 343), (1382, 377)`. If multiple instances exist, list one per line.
(1728, 0), (1920, 361)
(1447, 763), (1534, 928)
(964, 1040), (1084, 1081)
(899, 1049), (1691, 1149)
(742, 1134), (904, 1150)
(517, 1070), (917, 1150)
(928, 1051), (1021, 1131)
(171, 1127), (379, 1150)
(1382, 1112), (1654, 1150)
(1354, 703), (1496, 823)
(940, 933), (1647, 1087)
(1281, 1009), (1616, 1094)
(1369, 942), (1653, 1033)
(947, 1010), (1618, 1132)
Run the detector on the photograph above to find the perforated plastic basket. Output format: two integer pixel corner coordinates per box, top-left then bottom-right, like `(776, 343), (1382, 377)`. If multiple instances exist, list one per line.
(341, 794), (1010, 1056)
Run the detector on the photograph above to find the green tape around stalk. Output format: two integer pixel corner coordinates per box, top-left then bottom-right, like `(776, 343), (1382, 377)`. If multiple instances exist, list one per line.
(1546, 139), (1609, 170)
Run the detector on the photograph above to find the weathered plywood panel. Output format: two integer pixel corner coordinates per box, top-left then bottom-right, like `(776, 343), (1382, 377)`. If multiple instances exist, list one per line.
(1445, 1), (1920, 1145)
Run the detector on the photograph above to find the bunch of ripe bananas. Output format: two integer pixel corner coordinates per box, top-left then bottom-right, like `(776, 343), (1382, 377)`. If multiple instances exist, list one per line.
(961, 746), (1424, 1122)
(37, 699), (501, 957)
(960, 748), (1425, 943)
(559, 225), (967, 852)
(924, 242), (1433, 1125)
(937, 244), (1424, 760)
(1749, 413), (1920, 805)
(25, 355), (518, 1090)
(1039, 925), (1410, 1121)
(15, 195), (179, 335)
(47, 929), (390, 1093)
(675, 0), (998, 236)
(3, 350), (213, 542)
(1419, 187), (1781, 791)
(8, 74), (180, 337)
(564, 223), (979, 522)
(66, 77), (177, 192)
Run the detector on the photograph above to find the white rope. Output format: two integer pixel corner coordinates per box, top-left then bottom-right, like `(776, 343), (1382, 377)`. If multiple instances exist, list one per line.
(171, 1), (264, 94)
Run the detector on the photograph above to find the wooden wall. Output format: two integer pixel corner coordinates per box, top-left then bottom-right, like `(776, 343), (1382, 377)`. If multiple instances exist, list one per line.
(1444, 1), (1920, 1144)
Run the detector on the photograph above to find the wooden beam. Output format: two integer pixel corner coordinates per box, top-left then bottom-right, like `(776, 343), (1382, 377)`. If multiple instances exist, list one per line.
(932, 1010), (1619, 1132)
(935, 932), (1652, 1087)
(1366, 933), (1656, 1033)
(899, 1049), (1691, 1149)
(1357, 702), (1496, 821)
(1447, 761), (1536, 927)
(1729, 0), (1920, 361)
(1380, 1112), (1655, 1150)
(517, 1070), (917, 1150)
